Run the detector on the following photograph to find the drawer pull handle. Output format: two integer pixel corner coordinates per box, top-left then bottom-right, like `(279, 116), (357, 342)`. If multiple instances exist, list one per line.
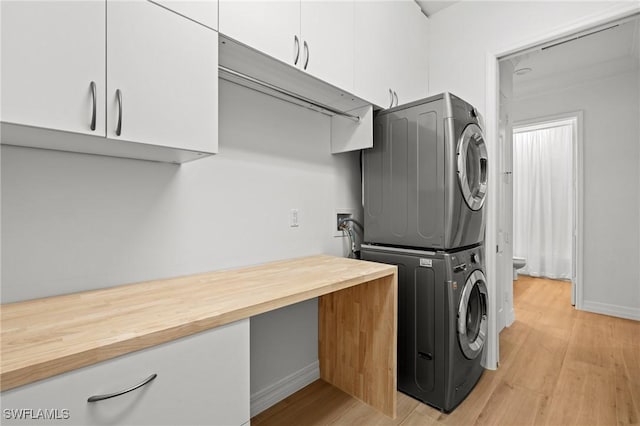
(87, 373), (157, 402)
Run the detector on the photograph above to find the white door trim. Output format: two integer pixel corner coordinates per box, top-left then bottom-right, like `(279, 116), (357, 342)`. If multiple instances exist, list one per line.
(483, 2), (640, 370)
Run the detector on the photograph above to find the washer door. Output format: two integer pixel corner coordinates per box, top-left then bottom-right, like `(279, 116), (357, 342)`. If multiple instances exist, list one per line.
(457, 270), (488, 360)
(457, 124), (488, 211)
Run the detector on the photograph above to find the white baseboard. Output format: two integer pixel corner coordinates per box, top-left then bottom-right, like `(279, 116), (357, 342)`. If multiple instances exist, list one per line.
(506, 307), (516, 327)
(250, 361), (320, 417)
(581, 301), (640, 321)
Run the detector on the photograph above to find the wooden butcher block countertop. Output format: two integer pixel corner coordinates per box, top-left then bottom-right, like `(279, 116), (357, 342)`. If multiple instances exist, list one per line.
(1, 255), (396, 392)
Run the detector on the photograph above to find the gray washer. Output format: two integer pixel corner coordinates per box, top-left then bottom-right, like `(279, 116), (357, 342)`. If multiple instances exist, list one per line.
(364, 92), (488, 250)
(361, 244), (488, 412)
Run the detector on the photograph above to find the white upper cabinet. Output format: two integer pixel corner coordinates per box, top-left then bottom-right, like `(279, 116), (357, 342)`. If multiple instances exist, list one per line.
(354, 1), (428, 109)
(391, 1), (428, 106)
(1, 0), (218, 162)
(1, 1), (106, 137)
(300, 2), (354, 91)
(354, 1), (397, 109)
(219, 1), (301, 65)
(219, 1), (354, 92)
(219, 1), (426, 111)
(107, 0), (218, 154)
(151, 0), (218, 30)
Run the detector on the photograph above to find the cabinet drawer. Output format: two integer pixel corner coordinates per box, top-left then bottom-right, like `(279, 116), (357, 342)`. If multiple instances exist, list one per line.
(1, 320), (250, 426)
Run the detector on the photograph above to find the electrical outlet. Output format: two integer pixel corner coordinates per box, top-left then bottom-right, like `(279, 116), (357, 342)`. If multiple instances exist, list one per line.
(290, 209), (299, 227)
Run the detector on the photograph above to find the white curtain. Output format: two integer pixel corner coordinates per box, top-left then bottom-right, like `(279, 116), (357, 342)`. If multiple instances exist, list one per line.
(513, 123), (573, 280)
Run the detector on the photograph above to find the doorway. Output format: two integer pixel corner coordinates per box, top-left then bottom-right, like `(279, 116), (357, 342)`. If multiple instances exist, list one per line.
(491, 11), (639, 342)
(512, 115), (581, 305)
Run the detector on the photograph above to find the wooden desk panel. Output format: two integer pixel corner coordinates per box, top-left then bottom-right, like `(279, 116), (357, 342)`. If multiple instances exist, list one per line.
(319, 275), (397, 418)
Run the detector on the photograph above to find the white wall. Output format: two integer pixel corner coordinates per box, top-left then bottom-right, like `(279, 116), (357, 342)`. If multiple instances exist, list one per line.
(1, 80), (362, 405)
(428, 1), (637, 109)
(512, 70), (640, 318)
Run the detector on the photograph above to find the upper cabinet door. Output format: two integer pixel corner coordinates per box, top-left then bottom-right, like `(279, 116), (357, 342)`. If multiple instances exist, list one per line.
(353, 1), (397, 109)
(0, 0), (106, 136)
(219, 1), (300, 66)
(354, 1), (428, 109)
(391, 1), (428, 105)
(106, 0), (218, 154)
(300, 1), (354, 92)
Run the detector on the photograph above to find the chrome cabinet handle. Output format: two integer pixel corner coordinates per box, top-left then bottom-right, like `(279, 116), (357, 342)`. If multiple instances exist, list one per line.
(115, 89), (122, 136)
(389, 89), (394, 108)
(293, 35), (300, 65)
(87, 374), (157, 403)
(89, 81), (97, 131)
(303, 41), (309, 70)
(393, 91), (398, 107)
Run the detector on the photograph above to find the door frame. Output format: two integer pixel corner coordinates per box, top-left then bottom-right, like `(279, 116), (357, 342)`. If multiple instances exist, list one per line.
(482, 2), (639, 369)
(512, 112), (584, 309)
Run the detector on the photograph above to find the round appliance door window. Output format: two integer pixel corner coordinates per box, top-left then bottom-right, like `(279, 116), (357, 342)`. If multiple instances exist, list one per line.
(457, 270), (488, 360)
(457, 124), (488, 211)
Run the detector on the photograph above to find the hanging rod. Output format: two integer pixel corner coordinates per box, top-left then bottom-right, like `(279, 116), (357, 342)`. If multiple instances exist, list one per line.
(218, 65), (361, 123)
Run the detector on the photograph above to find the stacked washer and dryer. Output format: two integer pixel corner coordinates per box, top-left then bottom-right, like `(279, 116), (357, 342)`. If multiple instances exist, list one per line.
(361, 93), (489, 412)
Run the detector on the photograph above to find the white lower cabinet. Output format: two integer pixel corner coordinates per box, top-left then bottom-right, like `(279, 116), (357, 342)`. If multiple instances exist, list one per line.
(1, 320), (250, 426)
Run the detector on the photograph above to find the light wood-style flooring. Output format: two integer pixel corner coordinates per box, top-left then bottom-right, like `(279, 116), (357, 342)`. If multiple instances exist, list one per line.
(252, 276), (640, 425)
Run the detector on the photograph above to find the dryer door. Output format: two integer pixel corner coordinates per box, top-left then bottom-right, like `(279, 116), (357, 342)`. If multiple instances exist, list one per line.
(457, 124), (488, 211)
(457, 269), (488, 360)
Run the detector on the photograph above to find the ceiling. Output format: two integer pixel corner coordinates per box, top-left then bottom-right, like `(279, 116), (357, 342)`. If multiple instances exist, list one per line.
(414, 0), (459, 17)
(510, 17), (640, 95)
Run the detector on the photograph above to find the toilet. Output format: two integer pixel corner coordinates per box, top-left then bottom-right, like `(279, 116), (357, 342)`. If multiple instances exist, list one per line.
(513, 257), (527, 280)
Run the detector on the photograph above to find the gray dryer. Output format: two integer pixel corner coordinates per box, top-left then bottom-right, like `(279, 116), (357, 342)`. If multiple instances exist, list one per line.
(364, 92), (488, 250)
